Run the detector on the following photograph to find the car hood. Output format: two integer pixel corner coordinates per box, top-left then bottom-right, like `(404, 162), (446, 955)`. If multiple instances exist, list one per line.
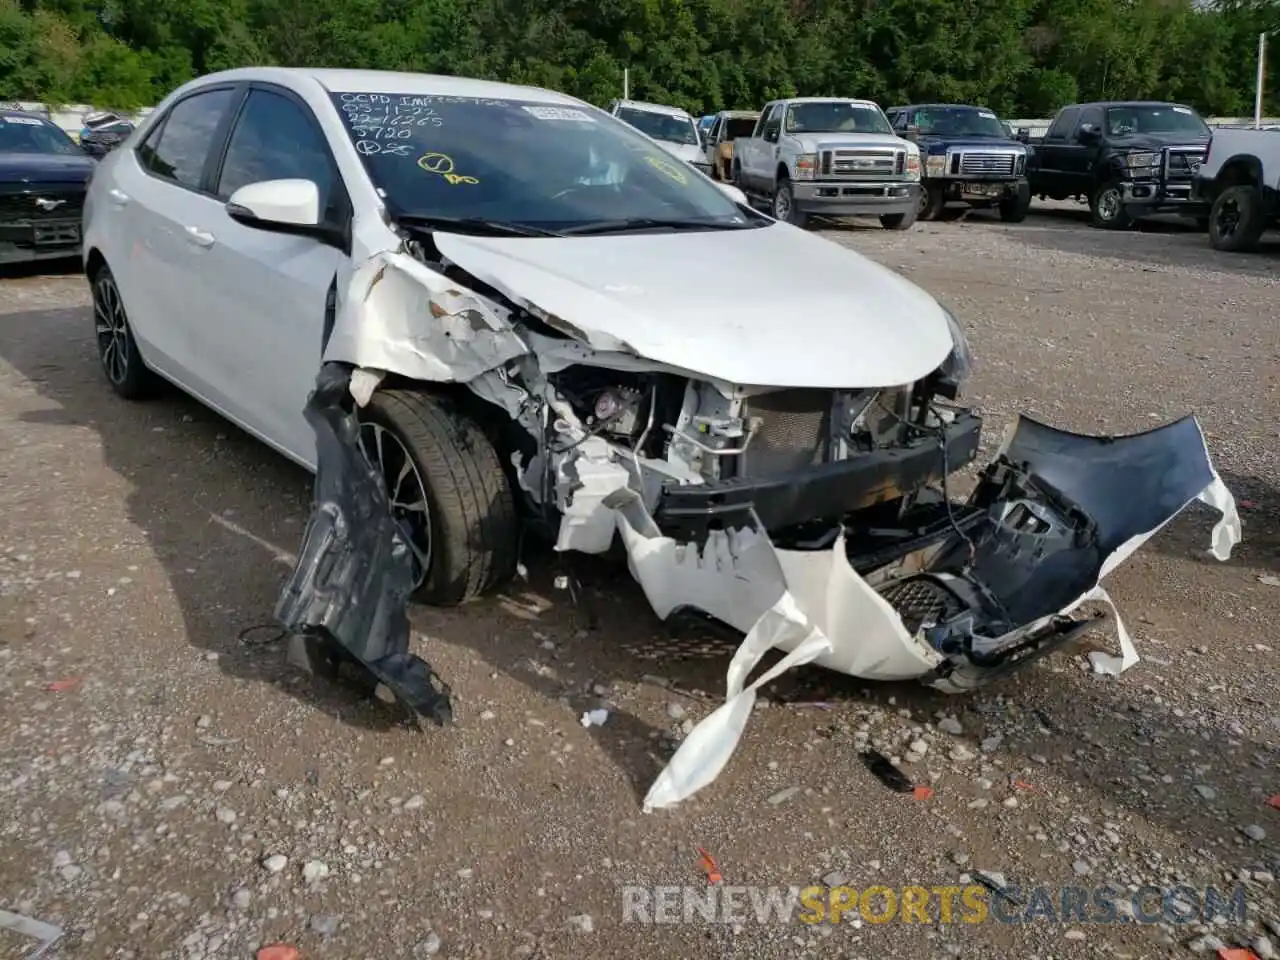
(652, 140), (704, 164)
(432, 225), (954, 389)
(787, 132), (911, 153)
(0, 152), (96, 183)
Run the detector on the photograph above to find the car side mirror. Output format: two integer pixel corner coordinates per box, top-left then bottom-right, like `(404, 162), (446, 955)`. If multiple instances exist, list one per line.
(1015, 127), (1031, 143)
(904, 125), (920, 142)
(764, 128), (779, 143)
(1076, 123), (1101, 145)
(226, 179), (337, 243)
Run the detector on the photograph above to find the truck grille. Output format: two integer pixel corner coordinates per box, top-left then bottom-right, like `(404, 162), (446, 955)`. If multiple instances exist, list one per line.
(1164, 147), (1206, 180)
(0, 187), (86, 224)
(743, 389), (832, 477)
(820, 149), (903, 179)
(957, 152), (1017, 177)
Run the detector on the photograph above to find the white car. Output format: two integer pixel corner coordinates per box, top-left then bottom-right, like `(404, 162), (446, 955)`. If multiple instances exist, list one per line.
(83, 67), (1239, 810)
(608, 98), (710, 176)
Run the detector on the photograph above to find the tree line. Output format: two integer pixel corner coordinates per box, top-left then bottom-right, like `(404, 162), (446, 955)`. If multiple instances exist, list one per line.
(1, 0), (1276, 118)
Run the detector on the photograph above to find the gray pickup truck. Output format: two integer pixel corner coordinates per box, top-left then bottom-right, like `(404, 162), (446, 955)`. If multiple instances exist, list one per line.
(733, 97), (922, 230)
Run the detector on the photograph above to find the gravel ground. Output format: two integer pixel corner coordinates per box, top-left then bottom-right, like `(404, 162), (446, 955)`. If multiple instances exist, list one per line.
(1, 207), (1278, 960)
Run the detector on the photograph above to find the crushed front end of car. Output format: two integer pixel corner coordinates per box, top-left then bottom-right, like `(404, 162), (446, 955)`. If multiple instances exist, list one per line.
(275, 233), (1240, 812)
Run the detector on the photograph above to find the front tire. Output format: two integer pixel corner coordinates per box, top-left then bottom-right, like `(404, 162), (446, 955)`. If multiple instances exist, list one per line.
(999, 181), (1033, 223)
(358, 390), (518, 606)
(772, 177), (809, 228)
(90, 263), (159, 400)
(918, 184), (947, 221)
(1089, 180), (1133, 230)
(1208, 185), (1267, 253)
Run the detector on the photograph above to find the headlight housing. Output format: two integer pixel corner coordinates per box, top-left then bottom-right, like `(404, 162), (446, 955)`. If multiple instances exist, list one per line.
(939, 307), (973, 385)
(793, 153), (818, 180)
(925, 154), (947, 178)
(1123, 151), (1158, 175)
(904, 149), (921, 181)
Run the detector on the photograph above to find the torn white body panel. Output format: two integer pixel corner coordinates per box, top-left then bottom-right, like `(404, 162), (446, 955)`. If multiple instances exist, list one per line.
(323, 250), (528, 382)
(572, 415), (1238, 812)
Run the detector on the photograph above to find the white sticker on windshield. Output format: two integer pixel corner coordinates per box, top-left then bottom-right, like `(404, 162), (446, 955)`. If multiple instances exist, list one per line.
(978, 111), (997, 119)
(2, 116), (44, 125)
(523, 106), (595, 122)
(1172, 106), (1192, 114)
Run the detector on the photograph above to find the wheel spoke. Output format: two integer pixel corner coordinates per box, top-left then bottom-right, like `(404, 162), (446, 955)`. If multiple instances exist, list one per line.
(357, 420), (432, 585)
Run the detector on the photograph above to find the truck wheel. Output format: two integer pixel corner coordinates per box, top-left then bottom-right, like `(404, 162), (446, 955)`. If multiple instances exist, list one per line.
(1089, 181), (1133, 230)
(918, 184), (946, 221)
(358, 389), (518, 606)
(1208, 185), (1267, 253)
(772, 178), (809, 228)
(998, 181), (1032, 223)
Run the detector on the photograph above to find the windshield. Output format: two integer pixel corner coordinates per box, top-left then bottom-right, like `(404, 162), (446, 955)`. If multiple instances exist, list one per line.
(725, 117), (758, 139)
(0, 116), (81, 155)
(784, 102), (893, 135)
(615, 106), (699, 145)
(909, 107), (1008, 138)
(1106, 105), (1210, 137)
(332, 93), (751, 232)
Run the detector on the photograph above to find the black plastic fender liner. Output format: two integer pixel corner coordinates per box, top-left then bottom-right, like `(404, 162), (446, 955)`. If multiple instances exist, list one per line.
(275, 362), (453, 724)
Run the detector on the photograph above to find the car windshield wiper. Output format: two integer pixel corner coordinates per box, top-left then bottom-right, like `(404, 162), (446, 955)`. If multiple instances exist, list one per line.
(560, 217), (757, 236)
(395, 214), (563, 238)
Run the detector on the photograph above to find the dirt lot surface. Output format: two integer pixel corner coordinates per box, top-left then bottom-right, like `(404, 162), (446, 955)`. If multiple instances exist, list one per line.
(1, 209), (1278, 960)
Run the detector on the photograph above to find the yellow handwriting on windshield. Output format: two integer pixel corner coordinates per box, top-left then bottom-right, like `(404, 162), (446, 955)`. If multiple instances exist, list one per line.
(645, 154), (688, 185)
(417, 152), (479, 185)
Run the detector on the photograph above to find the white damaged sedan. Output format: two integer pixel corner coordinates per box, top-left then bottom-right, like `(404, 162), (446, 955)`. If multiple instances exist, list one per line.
(83, 68), (1241, 810)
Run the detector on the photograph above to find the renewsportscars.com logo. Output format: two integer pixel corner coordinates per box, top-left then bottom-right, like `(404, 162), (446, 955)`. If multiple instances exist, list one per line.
(620, 883), (1247, 926)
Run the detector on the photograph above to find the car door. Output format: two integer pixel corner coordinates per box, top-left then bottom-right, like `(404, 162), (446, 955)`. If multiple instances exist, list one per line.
(117, 84), (240, 390)
(1066, 106), (1105, 192)
(198, 83), (353, 463)
(1036, 107), (1080, 194)
(705, 115), (722, 165)
(740, 104), (774, 183)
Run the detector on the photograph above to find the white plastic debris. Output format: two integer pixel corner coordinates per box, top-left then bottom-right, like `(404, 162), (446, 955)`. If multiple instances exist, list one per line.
(580, 708), (610, 727)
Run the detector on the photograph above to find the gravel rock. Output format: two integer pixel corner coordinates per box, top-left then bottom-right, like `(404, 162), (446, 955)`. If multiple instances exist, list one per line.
(568, 914), (595, 934)
(262, 854), (288, 874)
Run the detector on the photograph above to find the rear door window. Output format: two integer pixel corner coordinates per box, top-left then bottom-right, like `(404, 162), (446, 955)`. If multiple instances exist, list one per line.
(140, 88), (236, 190)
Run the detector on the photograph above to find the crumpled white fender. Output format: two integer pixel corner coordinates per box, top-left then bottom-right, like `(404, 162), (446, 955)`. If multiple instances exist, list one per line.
(323, 250), (528, 383)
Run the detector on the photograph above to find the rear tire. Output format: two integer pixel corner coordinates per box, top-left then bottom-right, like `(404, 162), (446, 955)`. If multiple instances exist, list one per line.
(1208, 185), (1267, 253)
(358, 389), (518, 606)
(998, 181), (1032, 223)
(772, 177), (809, 228)
(1089, 180), (1133, 230)
(90, 262), (160, 400)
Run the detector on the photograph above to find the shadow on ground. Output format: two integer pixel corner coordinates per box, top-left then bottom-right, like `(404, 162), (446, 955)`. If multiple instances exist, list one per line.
(2, 301), (1278, 840)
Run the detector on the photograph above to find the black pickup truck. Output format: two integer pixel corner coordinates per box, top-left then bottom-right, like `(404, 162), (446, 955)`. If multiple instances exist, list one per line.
(1023, 101), (1211, 229)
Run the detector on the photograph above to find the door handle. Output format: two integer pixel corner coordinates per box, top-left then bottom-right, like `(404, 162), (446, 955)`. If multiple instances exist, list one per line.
(184, 226), (216, 248)
(107, 188), (129, 206)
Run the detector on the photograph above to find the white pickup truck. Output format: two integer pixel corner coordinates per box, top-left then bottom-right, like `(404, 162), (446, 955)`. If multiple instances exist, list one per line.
(1192, 126), (1280, 252)
(733, 97), (922, 230)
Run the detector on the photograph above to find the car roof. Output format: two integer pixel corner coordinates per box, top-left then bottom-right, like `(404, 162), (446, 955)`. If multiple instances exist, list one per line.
(717, 109), (760, 118)
(776, 97), (879, 108)
(613, 99), (693, 119)
(889, 103), (996, 112)
(1, 109), (54, 123)
(185, 67), (585, 107)
(1072, 101), (1197, 111)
